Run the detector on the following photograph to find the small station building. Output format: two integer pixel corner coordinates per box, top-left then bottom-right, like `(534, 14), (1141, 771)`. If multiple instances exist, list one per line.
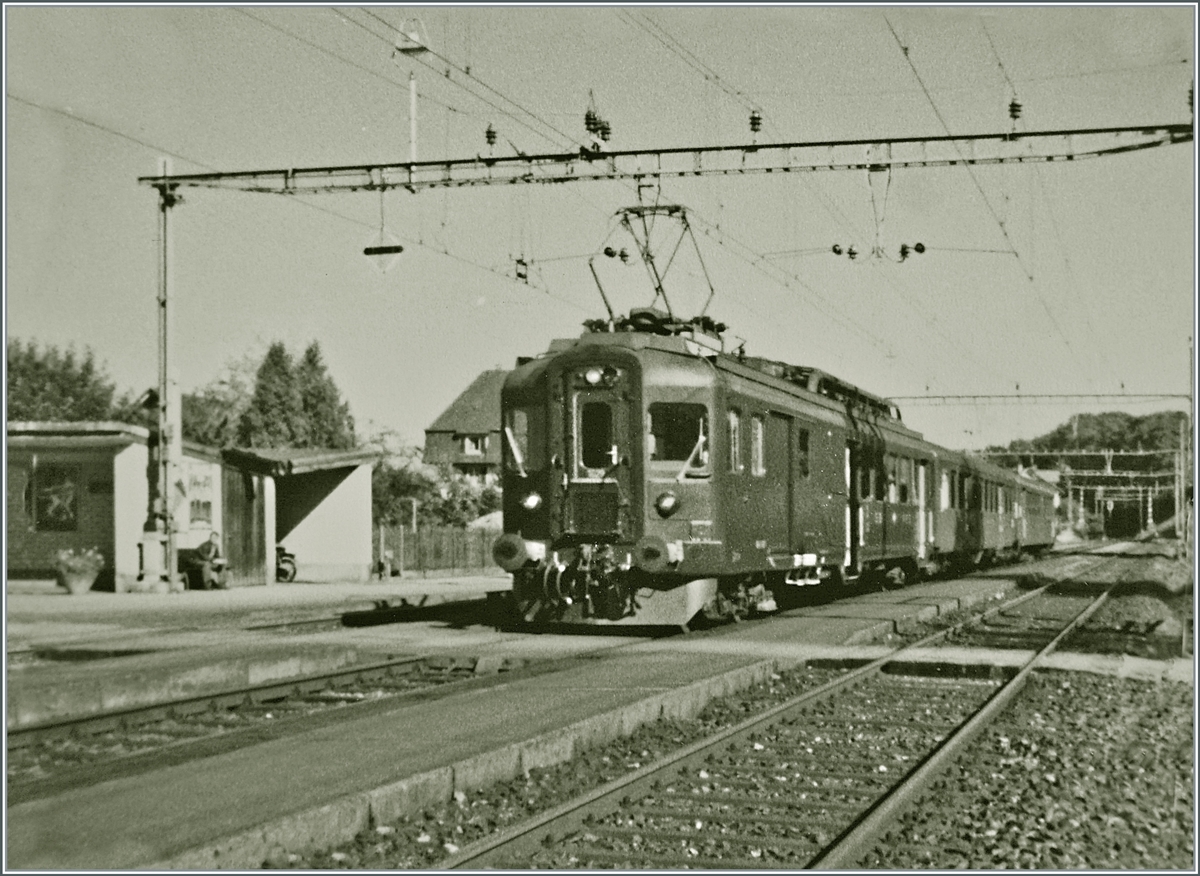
(6, 422), (378, 591)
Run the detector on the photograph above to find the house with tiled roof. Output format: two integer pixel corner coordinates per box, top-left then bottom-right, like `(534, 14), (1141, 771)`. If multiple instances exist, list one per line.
(423, 369), (508, 482)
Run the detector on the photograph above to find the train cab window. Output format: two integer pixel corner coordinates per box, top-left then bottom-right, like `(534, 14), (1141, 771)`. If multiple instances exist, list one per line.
(750, 415), (765, 476)
(648, 403), (709, 475)
(940, 471), (951, 510)
(504, 408), (545, 473)
(885, 455), (898, 503)
(797, 428), (810, 478)
(728, 409), (743, 473)
(579, 402), (614, 470)
(873, 464), (886, 501)
(858, 467), (870, 501)
(998, 486), (1007, 515)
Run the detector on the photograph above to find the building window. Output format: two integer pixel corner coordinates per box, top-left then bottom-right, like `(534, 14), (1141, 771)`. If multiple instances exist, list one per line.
(461, 434), (488, 456)
(796, 428), (810, 478)
(728, 409), (742, 473)
(750, 415), (765, 476)
(33, 464), (81, 532)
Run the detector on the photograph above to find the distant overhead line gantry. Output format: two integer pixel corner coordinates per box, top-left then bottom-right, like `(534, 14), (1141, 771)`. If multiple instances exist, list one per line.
(890, 393), (1190, 406)
(139, 123), (1192, 196)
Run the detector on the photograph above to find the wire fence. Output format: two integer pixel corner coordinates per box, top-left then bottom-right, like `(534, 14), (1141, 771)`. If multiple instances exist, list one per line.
(374, 525), (503, 577)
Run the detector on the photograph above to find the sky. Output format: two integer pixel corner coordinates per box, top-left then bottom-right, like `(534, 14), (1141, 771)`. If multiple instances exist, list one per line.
(5, 4), (1196, 452)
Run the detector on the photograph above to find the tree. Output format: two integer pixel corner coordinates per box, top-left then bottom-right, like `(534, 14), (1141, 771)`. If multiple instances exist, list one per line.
(234, 341), (358, 450)
(7, 338), (120, 421)
(236, 342), (308, 448)
(372, 451), (442, 529)
(295, 342), (356, 449)
(181, 350), (260, 447)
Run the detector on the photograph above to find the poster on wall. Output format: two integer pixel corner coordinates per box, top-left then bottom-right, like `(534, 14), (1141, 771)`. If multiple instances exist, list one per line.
(35, 464), (80, 531)
(186, 461), (215, 531)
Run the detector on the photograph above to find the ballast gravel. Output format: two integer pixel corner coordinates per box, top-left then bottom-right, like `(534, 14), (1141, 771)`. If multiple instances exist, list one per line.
(270, 664), (1192, 869)
(866, 670), (1193, 869)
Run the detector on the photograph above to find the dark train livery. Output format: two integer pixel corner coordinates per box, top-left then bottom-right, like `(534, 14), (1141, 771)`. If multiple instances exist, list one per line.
(492, 308), (1058, 627)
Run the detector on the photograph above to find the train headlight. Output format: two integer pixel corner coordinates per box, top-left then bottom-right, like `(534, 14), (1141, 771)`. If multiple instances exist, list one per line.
(521, 492), (542, 511)
(654, 491), (681, 518)
(585, 367), (603, 385)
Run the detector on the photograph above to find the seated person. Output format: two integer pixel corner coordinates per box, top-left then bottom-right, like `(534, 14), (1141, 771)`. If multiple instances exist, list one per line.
(190, 531), (227, 590)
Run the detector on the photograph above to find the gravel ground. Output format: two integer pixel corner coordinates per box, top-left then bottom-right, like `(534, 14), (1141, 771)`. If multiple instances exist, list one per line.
(865, 670), (1194, 869)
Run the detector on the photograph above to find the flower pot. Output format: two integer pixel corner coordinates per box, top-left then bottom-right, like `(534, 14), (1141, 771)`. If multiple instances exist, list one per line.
(57, 569), (99, 595)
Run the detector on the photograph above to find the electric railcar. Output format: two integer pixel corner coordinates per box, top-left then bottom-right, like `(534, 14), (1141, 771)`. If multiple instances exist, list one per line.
(491, 308), (1058, 627)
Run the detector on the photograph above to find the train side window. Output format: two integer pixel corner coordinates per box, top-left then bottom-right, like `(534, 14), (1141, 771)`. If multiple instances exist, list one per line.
(750, 415), (765, 476)
(898, 457), (911, 504)
(998, 486), (1006, 515)
(873, 464), (885, 501)
(797, 428), (810, 478)
(648, 403), (709, 472)
(728, 409), (742, 473)
(940, 471), (951, 510)
(886, 455), (898, 503)
(858, 466), (870, 501)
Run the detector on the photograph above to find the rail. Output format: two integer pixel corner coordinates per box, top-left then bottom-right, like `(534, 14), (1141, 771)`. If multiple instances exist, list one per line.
(441, 560), (1114, 868)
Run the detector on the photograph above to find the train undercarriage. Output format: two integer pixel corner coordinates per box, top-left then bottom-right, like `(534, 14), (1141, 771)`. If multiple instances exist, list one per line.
(506, 543), (783, 628)
(499, 539), (1047, 630)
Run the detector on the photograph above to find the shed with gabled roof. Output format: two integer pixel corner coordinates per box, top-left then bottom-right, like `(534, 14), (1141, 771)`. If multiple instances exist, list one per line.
(6, 422), (380, 591)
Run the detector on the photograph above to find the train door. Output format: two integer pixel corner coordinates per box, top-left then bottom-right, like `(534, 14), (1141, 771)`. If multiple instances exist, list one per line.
(845, 442), (860, 572)
(564, 376), (633, 540)
(762, 412), (793, 553)
(917, 461), (928, 560)
(793, 423), (839, 559)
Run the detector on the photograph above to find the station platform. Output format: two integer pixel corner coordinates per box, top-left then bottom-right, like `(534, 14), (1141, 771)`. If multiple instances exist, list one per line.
(5, 569), (1191, 869)
(5, 572), (510, 652)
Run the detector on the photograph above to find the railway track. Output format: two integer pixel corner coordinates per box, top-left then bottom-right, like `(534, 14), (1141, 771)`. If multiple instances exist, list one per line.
(438, 573), (1116, 869)
(6, 654), (517, 803)
(7, 627), (688, 802)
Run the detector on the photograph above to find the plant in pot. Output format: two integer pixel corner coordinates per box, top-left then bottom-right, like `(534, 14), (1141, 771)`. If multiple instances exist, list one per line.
(53, 547), (105, 595)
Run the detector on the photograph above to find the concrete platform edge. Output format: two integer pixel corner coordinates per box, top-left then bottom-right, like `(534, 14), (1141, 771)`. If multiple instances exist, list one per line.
(149, 656), (797, 869)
